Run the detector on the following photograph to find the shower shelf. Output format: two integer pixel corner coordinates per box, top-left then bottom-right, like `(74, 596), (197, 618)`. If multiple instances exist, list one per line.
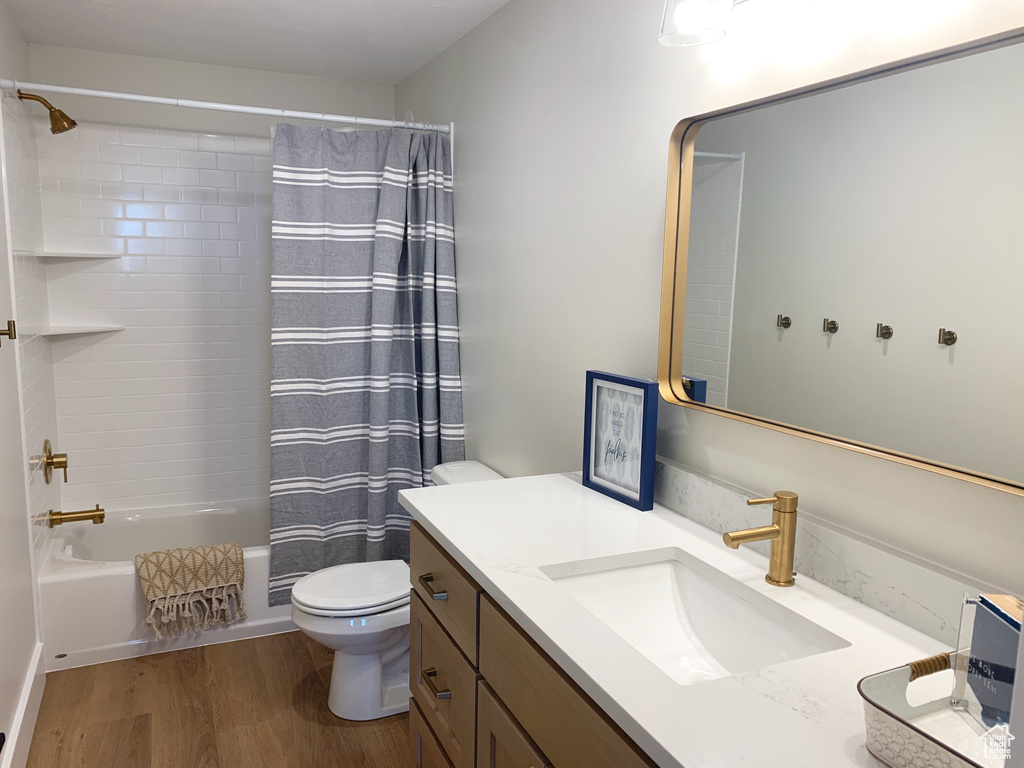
(34, 252), (122, 260)
(41, 325), (125, 337)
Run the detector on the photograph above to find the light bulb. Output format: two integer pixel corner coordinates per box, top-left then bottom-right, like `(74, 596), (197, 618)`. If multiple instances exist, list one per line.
(660, 0), (735, 47)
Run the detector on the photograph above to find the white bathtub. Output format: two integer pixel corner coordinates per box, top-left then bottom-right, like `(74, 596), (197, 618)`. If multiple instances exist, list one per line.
(39, 500), (295, 671)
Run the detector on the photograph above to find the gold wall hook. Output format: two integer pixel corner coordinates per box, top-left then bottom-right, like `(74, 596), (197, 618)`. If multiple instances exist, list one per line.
(822, 318), (839, 334)
(48, 504), (104, 527)
(42, 439), (69, 484)
(938, 328), (958, 346)
(0, 320), (15, 347)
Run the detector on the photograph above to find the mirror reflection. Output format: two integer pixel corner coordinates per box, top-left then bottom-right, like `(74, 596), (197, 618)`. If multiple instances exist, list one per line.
(680, 40), (1024, 486)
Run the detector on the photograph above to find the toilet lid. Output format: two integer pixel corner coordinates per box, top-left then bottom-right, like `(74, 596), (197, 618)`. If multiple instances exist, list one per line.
(291, 560), (410, 615)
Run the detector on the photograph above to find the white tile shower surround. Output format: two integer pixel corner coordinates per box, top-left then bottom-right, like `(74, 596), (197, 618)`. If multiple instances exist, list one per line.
(682, 155), (742, 409)
(33, 121), (273, 512)
(653, 459), (978, 645)
(2, 92), (61, 564)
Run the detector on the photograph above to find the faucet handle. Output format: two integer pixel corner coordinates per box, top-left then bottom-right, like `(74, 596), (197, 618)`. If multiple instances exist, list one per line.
(746, 491), (798, 513)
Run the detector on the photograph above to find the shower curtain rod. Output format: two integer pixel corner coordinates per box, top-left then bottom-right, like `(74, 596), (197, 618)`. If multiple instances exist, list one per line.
(0, 78), (452, 134)
(694, 151), (742, 160)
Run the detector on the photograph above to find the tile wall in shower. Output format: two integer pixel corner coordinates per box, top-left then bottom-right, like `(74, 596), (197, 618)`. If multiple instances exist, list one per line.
(34, 122), (273, 512)
(2, 92), (61, 561)
(682, 155), (743, 409)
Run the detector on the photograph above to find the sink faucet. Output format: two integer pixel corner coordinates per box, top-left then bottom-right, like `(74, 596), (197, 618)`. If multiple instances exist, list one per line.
(723, 491), (798, 587)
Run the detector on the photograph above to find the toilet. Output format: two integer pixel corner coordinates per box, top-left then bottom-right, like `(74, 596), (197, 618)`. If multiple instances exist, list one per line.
(290, 459), (502, 721)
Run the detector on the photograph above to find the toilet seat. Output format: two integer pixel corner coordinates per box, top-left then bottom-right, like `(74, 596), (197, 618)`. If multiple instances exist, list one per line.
(292, 592), (410, 618)
(291, 560), (410, 617)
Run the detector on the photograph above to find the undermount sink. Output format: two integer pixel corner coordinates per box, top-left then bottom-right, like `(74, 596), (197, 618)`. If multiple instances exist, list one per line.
(540, 548), (849, 686)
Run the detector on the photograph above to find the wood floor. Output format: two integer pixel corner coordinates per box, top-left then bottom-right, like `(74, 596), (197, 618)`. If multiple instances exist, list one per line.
(27, 631), (409, 768)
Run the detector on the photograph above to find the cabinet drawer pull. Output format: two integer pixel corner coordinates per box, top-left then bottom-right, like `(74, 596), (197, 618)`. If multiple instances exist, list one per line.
(418, 573), (448, 600)
(422, 667), (452, 700)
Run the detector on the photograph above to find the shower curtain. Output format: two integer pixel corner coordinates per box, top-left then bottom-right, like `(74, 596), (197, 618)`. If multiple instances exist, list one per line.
(268, 124), (465, 606)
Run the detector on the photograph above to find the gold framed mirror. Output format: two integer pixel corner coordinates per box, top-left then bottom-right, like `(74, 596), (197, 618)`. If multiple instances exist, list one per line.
(658, 29), (1024, 498)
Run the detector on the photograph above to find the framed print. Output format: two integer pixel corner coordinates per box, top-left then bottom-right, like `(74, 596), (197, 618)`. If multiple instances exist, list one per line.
(582, 371), (659, 511)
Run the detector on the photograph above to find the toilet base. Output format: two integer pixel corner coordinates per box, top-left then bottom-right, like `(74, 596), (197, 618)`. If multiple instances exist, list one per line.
(327, 632), (410, 721)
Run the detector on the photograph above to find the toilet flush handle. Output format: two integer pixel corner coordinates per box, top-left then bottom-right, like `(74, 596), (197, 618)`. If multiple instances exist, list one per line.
(418, 573), (448, 601)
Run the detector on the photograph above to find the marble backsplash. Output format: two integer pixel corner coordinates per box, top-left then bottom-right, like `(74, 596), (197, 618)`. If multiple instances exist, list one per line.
(653, 458), (979, 645)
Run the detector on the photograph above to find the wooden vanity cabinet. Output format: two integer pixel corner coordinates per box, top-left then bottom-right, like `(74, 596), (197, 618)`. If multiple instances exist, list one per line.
(410, 698), (455, 768)
(408, 522), (655, 768)
(411, 522), (481, 663)
(411, 593), (480, 768)
(476, 681), (550, 768)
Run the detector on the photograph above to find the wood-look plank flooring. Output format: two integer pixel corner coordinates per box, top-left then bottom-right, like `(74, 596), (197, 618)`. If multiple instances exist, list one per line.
(27, 631), (408, 768)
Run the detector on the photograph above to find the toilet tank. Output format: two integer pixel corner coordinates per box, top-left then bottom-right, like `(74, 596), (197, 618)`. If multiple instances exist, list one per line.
(431, 460), (503, 486)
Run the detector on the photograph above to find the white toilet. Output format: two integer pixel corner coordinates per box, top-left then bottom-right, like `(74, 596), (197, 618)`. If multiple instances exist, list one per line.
(290, 459), (502, 721)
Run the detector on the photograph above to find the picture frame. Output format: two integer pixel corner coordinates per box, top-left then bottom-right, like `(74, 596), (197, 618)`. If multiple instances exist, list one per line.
(582, 371), (659, 511)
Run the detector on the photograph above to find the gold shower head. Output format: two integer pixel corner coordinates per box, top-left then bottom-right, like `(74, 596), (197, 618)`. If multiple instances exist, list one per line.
(16, 90), (77, 134)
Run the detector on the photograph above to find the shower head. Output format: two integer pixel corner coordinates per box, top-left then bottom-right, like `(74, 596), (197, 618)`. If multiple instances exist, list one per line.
(16, 90), (77, 134)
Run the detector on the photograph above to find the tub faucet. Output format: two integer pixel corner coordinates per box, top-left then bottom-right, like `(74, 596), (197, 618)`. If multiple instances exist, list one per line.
(48, 504), (105, 528)
(723, 491), (798, 587)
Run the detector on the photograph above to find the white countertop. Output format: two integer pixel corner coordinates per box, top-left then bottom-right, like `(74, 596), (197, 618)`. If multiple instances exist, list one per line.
(399, 473), (948, 768)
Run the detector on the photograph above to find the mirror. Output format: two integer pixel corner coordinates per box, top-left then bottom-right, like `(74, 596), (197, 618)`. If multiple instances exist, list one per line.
(659, 34), (1024, 494)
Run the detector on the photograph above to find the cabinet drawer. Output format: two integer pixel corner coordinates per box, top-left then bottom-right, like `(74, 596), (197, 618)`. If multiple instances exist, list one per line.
(479, 596), (655, 768)
(409, 698), (454, 768)
(410, 592), (479, 768)
(411, 522), (481, 662)
(477, 681), (550, 768)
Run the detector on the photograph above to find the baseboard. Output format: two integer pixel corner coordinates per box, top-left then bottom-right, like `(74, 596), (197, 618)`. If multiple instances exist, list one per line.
(0, 642), (45, 768)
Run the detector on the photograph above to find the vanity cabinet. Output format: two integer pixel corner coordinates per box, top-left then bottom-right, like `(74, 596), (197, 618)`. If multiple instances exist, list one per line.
(411, 592), (480, 768)
(408, 522), (656, 768)
(410, 698), (455, 768)
(411, 522), (481, 662)
(476, 681), (550, 768)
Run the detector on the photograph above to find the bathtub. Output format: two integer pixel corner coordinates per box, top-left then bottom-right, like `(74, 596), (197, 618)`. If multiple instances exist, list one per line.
(39, 500), (295, 672)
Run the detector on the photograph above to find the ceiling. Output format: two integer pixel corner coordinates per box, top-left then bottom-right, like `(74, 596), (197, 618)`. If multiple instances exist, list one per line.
(5, 0), (511, 85)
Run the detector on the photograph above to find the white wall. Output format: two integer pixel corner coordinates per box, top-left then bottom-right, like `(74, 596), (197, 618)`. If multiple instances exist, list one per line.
(25, 45), (395, 137)
(0, 3), (42, 764)
(34, 122), (272, 512)
(395, 0), (1024, 594)
(696, 42), (1024, 483)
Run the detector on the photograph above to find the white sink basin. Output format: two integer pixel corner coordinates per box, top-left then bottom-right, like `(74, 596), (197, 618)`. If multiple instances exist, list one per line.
(540, 547), (850, 686)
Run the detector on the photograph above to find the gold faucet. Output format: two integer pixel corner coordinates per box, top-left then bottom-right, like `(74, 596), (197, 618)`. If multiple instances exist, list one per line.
(48, 504), (105, 528)
(723, 491), (798, 587)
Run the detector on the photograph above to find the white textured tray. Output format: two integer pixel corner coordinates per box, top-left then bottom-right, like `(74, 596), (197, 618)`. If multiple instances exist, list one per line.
(859, 658), (1001, 768)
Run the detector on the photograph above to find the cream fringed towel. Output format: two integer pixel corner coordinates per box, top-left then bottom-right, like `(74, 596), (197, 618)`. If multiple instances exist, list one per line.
(135, 542), (247, 639)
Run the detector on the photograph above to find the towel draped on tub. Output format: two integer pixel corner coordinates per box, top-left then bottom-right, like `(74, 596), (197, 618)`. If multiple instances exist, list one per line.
(135, 542), (247, 639)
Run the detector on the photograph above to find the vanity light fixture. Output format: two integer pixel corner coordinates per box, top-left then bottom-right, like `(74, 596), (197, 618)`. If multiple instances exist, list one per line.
(659, 0), (749, 47)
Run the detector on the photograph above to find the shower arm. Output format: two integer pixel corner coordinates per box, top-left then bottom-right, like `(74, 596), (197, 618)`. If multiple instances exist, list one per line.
(16, 90), (58, 111)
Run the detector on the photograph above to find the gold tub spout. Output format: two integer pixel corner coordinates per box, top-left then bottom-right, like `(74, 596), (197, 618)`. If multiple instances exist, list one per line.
(723, 491), (798, 587)
(48, 504), (105, 527)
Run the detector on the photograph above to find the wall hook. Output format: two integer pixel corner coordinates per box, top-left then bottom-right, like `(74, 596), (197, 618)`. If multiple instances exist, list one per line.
(875, 323), (894, 340)
(822, 318), (839, 334)
(938, 328), (957, 346)
(776, 314), (792, 329)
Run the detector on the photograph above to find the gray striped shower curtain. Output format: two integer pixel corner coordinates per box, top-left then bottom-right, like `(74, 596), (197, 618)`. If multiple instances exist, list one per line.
(268, 124), (465, 606)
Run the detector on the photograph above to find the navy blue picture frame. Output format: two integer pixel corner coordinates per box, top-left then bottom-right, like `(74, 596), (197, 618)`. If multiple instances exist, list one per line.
(582, 371), (659, 511)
